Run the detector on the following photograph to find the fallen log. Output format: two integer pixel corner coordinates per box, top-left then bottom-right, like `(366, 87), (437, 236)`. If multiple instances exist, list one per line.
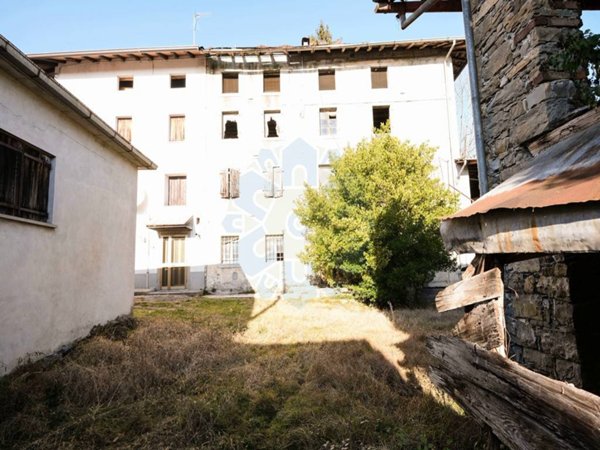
(427, 336), (600, 449)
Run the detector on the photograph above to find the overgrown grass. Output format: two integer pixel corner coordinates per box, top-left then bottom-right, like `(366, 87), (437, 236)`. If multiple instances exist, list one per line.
(0, 297), (492, 449)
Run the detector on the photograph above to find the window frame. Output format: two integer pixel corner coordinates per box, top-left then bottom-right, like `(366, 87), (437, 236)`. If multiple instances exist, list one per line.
(170, 75), (186, 89)
(221, 235), (240, 264)
(0, 128), (54, 224)
(264, 110), (281, 138)
(319, 107), (337, 136)
(118, 76), (133, 91)
(372, 105), (390, 130)
(220, 168), (240, 199)
(265, 234), (284, 262)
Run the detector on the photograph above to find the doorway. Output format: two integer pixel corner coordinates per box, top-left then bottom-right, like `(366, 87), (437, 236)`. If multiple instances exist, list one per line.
(161, 236), (186, 289)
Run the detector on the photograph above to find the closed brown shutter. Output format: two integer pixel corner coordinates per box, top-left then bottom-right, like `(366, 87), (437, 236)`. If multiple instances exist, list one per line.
(263, 71), (280, 92)
(371, 67), (387, 89)
(319, 69), (335, 90)
(222, 73), (239, 93)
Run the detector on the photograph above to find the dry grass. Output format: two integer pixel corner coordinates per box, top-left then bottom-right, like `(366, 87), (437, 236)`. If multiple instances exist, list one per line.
(0, 297), (492, 449)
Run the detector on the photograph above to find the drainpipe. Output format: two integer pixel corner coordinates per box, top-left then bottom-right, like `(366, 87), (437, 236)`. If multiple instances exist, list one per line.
(461, 0), (489, 195)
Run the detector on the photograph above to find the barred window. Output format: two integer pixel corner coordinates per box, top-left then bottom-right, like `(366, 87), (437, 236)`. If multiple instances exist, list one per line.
(221, 236), (239, 264)
(319, 108), (337, 136)
(0, 128), (53, 222)
(265, 234), (284, 262)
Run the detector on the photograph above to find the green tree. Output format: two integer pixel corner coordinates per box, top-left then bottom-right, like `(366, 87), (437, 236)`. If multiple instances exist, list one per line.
(309, 21), (338, 45)
(295, 126), (458, 307)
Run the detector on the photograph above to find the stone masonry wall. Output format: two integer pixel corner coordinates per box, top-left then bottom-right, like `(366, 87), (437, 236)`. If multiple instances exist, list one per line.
(504, 256), (582, 386)
(471, 0), (583, 187)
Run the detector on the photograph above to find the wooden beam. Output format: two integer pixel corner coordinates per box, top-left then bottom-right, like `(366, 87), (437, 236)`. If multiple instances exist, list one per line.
(435, 268), (503, 312)
(582, 0), (600, 10)
(453, 300), (505, 350)
(375, 0), (462, 14)
(427, 336), (600, 449)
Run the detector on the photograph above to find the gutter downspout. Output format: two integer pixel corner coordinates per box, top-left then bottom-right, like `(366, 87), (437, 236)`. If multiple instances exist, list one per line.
(461, 0), (489, 195)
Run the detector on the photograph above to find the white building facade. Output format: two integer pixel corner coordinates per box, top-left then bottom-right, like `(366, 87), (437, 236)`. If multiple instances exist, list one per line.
(0, 36), (155, 375)
(32, 39), (470, 297)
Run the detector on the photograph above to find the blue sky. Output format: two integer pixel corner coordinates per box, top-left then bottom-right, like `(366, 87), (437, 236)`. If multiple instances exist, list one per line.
(1, 1), (599, 53)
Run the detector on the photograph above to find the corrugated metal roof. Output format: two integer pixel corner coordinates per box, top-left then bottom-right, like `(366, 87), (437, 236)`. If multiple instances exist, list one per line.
(448, 121), (600, 219)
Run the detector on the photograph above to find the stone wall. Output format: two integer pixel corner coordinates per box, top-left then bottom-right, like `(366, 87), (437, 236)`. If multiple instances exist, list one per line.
(471, 0), (583, 187)
(504, 256), (582, 386)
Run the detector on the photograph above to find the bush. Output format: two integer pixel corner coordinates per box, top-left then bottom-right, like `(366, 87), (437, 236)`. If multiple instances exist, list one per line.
(295, 127), (457, 307)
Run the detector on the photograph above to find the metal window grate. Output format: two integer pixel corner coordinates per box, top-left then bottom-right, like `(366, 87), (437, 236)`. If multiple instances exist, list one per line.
(265, 234), (284, 261)
(221, 236), (239, 264)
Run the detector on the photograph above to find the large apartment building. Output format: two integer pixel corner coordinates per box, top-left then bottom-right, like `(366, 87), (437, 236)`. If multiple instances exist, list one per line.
(31, 38), (470, 297)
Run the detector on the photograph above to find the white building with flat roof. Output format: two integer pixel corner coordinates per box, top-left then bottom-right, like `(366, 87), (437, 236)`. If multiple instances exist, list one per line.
(31, 39), (471, 297)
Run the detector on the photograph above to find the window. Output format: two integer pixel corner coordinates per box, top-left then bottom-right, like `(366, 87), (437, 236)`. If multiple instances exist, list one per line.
(371, 67), (388, 89)
(161, 236), (186, 289)
(263, 166), (283, 198)
(265, 234), (284, 262)
(467, 160), (481, 201)
(116, 117), (132, 142)
(221, 236), (239, 264)
(0, 128), (53, 222)
(319, 108), (337, 136)
(318, 164), (332, 187)
(263, 71), (280, 92)
(319, 69), (336, 90)
(166, 175), (186, 206)
(220, 168), (240, 199)
(170, 75), (186, 88)
(222, 112), (239, 139)
(169, 115), (185, 141)
(264, 110), (281, 138)
(372, 106), (390, 130)
(118, 76), (133, 90)
(222, 73), (239, 93)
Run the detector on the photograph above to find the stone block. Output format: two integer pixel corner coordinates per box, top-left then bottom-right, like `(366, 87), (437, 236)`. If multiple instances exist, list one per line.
(536, 275), (569, 298)
(522, 347), (553, 374)
(514, 294), (543, 320)
(523, 275), (536, 294)
(509, 318), (537, 347)
(507, 258), (541, 273)
(555, 359), (582, 386)
(539, 331), (579, 361)
(553, 263), (568, 277)
(553, 300), (574, 327)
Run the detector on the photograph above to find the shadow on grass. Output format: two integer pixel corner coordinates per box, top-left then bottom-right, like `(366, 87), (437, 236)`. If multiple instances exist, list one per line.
(0, 297), (491, 449)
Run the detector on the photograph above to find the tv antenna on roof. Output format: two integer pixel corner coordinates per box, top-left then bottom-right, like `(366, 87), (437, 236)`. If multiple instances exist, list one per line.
(193, 12), (210, 46)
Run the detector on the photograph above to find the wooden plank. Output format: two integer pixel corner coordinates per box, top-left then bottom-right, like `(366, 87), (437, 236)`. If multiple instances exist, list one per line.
(453, 299), (505, 350)
(435, 268), (503, 312)
(427, 336), (600, 449)
(462, 254), (485, 280)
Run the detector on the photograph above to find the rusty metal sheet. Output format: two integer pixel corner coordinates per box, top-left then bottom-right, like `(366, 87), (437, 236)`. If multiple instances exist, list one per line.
(449, 123), (600, 220)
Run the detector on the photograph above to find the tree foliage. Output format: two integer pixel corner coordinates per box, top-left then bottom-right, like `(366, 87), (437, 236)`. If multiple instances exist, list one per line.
(295, 127), (458, 307)
(309, 21), (339, 45)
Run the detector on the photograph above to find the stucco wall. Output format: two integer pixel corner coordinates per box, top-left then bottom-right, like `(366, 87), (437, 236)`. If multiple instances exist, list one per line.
(0, 68), (139, 375)
(54, 52), (469, 296)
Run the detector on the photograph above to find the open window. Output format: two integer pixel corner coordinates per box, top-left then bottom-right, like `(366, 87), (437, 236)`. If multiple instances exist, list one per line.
(372, 106), (390, 130)
(166, 175), (186, 206)
(263, 71), (280, 92)
(169, 115), (185, 141)
(116, 117), (132, 142)
(222, 112), (239, 139)
(264, 110), (281, 138)
(220, 168), (240, 199)
(371, 67), (388, 89)
(319, 108), (337, 136)
(318, 69), (336, 90)
(170, 75), (186, 88)
(0, 128), (53, 223)
(118, 76), (133, 91)
(222, 73), (239, 93)
(265, 234), (284, 261)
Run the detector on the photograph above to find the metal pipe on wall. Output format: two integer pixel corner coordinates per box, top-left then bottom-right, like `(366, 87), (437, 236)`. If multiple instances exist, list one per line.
(461, 0), (489, 195)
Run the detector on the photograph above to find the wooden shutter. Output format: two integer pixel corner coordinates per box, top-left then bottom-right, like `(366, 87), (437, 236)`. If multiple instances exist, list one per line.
(170, 116), (185, 141)
(319, 70), (335, 90)
(263, 71), (280, 92)
(117, 117), (132, 142)
(230, 169), (240, 199)
(222, 73), (239, 93)
(371, 67), (387, 89)
(273, 167), (283, 198)
(220, 170), (229, 198)
(168, 176), (186, 205)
